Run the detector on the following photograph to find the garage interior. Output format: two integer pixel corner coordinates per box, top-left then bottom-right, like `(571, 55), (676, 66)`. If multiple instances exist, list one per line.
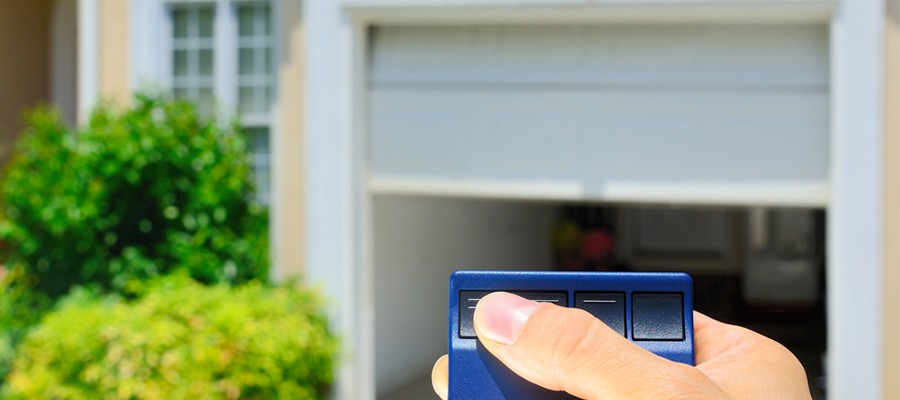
(373, 197), (826, 399)
(366, 22), (830, 399)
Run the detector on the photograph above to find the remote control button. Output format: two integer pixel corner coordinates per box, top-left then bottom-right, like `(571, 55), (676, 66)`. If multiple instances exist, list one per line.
(516, 292), (568, 307)
(575, 292), (626, 337)
(458, 291), (568, 339)
(632, 293), (684, 341)
(459, 291), (491, 338)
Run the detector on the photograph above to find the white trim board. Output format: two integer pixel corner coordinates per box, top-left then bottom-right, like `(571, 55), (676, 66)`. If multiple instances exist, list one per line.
(131, 0), (169, 91)
(827, 0), (885, 398)
(77, 0), (99, 125)
(346, 1), (836, 24)
(369, 176), (586, 201)
(368, 177), (830, 207)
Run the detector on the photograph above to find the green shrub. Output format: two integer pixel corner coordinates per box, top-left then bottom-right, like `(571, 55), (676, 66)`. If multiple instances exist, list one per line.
(0, 267), (52, 384)
(3, 275), (339, 400)
(0, 94), (268, 298)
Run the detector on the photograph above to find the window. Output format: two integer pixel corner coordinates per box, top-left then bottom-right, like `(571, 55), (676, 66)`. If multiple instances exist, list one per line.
(237, 3), (273, 119)
(171, 5), (215, 114)
(237, 3), (273, 204)
(169, 1), (274, 204)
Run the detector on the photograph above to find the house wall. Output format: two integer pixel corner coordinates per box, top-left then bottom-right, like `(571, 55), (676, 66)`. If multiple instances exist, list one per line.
(0, 1), (53, 163)
(99, 0), (131, 107)
(273, 0), (307, 281)
(883, 0), (900, 396)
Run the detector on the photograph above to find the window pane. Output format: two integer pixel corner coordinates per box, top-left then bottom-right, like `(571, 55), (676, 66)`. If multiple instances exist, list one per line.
(198, 8), (214, 38)
(265, 86), (273, 112)
(255, 129), (270, 156)
(239, 7), (254, 37)
(198, 87), (214, 113)
(239, 87), (256, 114)
(256, 171), (270, 203)
(173, 9), (189, 38)
(173, 50), (188, 76)
(173, 87), (188, 99)
(199, 49), (214, 76)
(265, 47), (273, 74)
(263, 6), (271, 35)
(246, 127), (270, 204)
(239, 48), (254, 74)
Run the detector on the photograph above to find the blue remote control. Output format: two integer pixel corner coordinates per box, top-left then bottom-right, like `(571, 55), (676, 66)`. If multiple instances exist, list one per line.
(449, 270), (694, 400)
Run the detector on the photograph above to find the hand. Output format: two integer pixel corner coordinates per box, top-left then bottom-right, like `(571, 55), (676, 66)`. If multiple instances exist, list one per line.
(432, 292), (811, 400)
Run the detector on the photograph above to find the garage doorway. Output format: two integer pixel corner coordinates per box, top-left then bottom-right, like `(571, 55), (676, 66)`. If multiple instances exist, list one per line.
(372, 197), (827, 399)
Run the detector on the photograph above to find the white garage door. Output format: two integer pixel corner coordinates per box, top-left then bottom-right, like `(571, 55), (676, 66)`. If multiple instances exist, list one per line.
(368, 24), (829, 206)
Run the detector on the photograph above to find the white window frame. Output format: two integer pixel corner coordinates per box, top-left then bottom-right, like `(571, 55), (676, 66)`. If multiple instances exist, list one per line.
(131, 0), (279, 205)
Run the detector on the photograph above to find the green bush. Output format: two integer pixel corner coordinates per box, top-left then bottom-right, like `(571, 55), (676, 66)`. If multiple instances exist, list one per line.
(0, 94), (268, 298)
(0, 267), (51, 384)
(3, 275), (339, 400)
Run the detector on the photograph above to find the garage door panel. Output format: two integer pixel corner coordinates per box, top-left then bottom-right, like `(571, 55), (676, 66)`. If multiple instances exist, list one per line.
(489, 105), (582, 174)
(724, 24), (828, 69)
(371, 25), (476, 71)
(371, 90), (828, 183)
(599, 91), (829, 180)
(497, 25), (587, 68)
(369, 99), (470, 174)
(603, 112), (706, 177)
(369, 24), (828, 204)
(370, 24), (828, 88)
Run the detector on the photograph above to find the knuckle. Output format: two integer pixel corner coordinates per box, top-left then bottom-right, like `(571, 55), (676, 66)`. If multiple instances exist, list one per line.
(764, 338), (808, 380)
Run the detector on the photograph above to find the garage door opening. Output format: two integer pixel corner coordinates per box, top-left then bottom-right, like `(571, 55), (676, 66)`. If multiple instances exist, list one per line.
(373, 196), (826, 400)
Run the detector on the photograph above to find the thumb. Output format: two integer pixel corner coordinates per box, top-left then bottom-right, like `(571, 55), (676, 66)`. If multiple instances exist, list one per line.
(473, 292), (724, 400)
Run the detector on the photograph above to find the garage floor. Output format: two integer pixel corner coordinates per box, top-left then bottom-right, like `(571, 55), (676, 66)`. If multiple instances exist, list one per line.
(379, 374), (437, 400)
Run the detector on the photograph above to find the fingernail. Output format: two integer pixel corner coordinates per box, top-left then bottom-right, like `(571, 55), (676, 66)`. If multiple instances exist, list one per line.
(474, 292), (541, 345)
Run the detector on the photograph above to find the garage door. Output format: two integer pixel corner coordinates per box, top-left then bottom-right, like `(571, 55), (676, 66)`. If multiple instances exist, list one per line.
(368, 24), (829, 205)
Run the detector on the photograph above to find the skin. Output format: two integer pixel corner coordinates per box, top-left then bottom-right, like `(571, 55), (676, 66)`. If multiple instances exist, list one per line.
(432, 292), (812, 400)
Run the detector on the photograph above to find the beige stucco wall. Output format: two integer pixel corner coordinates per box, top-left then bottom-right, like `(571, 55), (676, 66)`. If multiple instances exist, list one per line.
(273, 0), (306, 280)
(0, 1), (53, 164)
(884, 0), (900, 397)
(98, 0), (131, 107)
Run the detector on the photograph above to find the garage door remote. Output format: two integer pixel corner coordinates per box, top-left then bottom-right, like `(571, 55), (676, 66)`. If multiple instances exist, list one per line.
(449, 270), (694, 400)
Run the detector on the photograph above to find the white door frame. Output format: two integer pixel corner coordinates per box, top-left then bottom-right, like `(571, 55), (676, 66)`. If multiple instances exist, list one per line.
(77, 0), (100, 125)
(303, 1), (885, 399)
